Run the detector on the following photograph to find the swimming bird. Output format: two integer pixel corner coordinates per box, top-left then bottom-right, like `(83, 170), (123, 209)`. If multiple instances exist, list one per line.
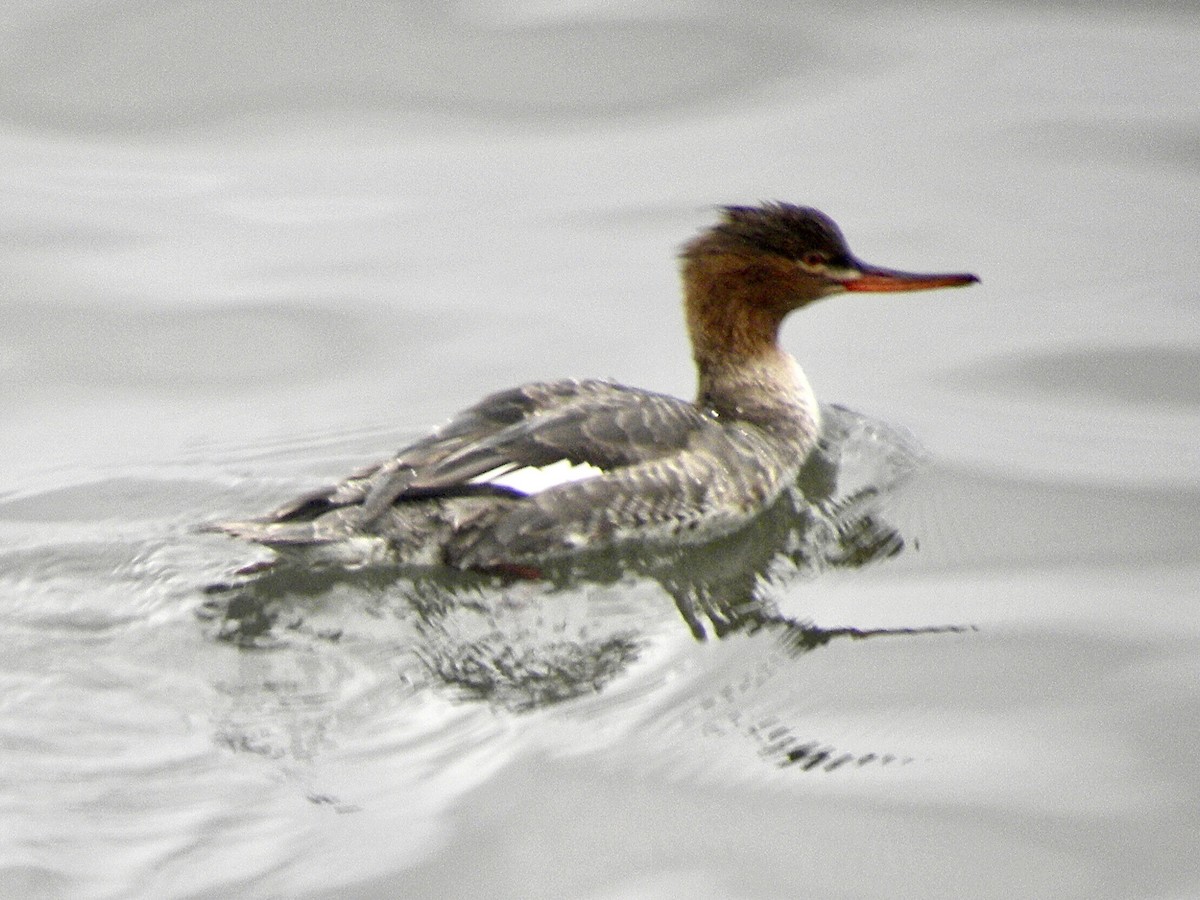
(212, 203), (977, 574)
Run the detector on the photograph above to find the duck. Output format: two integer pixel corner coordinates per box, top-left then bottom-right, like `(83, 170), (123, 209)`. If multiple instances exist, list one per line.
(212, 203), (977, 575)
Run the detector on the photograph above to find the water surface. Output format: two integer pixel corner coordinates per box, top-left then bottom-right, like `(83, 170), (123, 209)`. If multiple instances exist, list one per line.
(2, 2), (1199, 898)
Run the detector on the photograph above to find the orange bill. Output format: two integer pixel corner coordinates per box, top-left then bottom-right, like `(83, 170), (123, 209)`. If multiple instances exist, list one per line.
(842, 265), (979, 292)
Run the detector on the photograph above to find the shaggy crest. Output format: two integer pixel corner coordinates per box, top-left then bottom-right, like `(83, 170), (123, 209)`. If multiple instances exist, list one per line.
(683, 202), (854, 265)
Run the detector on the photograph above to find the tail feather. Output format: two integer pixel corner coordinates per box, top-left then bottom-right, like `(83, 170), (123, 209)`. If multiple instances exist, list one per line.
(201, 518), (337, 546)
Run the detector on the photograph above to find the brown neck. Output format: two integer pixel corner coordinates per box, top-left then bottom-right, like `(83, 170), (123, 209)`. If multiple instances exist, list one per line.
(683, 252), (793, 362)
(681, 251), (815, 426)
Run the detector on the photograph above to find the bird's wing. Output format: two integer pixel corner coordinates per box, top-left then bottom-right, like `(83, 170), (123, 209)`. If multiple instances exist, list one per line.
(405, 382), (711, 490)
(261, 379), (713, 524)
(444, 423), (787, 569)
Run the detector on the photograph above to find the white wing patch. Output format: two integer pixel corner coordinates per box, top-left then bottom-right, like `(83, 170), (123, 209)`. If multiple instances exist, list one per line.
(468, 458), (605, 495)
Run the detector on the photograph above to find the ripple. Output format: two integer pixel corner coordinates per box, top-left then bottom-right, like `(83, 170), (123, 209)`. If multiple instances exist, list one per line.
(0, 0), (851, 133)
(944, 345), (1200, 407)
(0, 301), (445, 397)
(1014, 118), (1200, 172)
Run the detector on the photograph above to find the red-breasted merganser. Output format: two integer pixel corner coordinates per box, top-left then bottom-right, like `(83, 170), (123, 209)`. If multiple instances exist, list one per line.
(214, 203), (977, 573)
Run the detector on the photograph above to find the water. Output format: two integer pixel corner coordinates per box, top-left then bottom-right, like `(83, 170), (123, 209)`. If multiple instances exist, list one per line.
(2, 2), (1199, 898)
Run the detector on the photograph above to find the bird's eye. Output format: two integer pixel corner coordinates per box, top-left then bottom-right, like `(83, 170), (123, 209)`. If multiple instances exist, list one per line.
(800, 251), (829, 270)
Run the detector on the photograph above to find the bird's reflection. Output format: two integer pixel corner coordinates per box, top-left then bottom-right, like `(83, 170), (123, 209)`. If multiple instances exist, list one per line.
(199, 406), (969, 720)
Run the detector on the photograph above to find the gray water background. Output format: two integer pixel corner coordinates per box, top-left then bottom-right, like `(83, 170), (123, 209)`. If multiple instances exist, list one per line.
(2, 2), (1199, 898)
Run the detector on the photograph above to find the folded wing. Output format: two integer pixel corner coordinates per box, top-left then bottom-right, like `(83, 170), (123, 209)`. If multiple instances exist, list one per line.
(256, 378), (716, 527)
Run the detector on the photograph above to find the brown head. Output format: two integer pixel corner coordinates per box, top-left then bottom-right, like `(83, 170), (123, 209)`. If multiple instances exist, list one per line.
(680, 202), (978, 364)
